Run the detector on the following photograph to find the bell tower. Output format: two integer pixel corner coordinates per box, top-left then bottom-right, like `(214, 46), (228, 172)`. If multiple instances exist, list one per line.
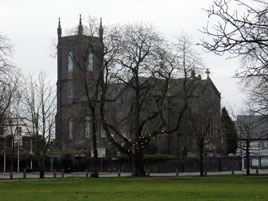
(55, 16), (104, 150)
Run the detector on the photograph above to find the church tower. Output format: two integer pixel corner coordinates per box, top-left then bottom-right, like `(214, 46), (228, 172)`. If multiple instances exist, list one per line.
(55, 16), (104, 150)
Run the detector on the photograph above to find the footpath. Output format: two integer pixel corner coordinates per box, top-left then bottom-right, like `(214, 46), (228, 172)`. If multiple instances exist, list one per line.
(0, 169), (268, 179)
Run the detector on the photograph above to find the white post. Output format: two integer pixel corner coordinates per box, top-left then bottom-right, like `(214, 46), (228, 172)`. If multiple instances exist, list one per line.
(3, 151), (6, 172)
(17, 141), (20, 172)
(242, 156), (245, 170)
(3, 136), (6, 172)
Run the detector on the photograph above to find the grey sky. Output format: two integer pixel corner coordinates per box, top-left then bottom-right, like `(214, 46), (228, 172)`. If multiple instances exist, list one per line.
(0, 0), (245, 111)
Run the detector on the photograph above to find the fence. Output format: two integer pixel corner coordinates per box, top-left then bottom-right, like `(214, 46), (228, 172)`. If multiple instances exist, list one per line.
(0, 155), (242, 173)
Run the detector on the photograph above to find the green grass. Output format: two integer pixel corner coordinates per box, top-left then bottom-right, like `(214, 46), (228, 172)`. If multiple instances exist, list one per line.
(0, 176), (268, 201)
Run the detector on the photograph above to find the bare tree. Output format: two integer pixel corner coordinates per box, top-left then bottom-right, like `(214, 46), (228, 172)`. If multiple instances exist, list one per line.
(187, 86), (223, 177)
(0, 71), (19, 127)
(235, 104), (268, 175)
(244, 78), (268, 115)
(201, 0), (268, 113)
(0, 33), (21, 176)
(0, 34), (19, 127)
(176, 33), (204, 75)
(19, 72), (56, 178)
(99, 24), (204, 176)
(0, 33), (12, 71)
(201, 0), (268, 59)
(60, 18), (209, 177)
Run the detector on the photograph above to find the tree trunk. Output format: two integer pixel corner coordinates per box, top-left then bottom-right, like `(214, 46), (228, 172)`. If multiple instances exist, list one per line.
(134, 151), (146, 177)
(10, 143), (15, 179)
(10, 157), (14, 179)
(40, 169), (45, 179)
(246, 140), (250, 176)
(39, 157), (45, 179)
(199, 146), (204, 177)
(91, 113), (99, 178)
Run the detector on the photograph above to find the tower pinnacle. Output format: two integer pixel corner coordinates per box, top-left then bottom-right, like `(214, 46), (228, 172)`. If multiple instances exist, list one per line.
(205, 68), (211, 79)
(99, 17), (103, 40)
(57, 17), (62, 38)
(78, 14), (83, 35)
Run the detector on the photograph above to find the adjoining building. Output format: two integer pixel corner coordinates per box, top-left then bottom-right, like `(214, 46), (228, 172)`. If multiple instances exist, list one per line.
(0, 117), (33, 151)
(236, 115), (268, 169)
(55, 17), (224, 158)
(0, 117), (34, 171)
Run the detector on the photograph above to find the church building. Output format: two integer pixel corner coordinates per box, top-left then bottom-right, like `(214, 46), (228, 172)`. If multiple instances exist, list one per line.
(55, 17), (225, 158)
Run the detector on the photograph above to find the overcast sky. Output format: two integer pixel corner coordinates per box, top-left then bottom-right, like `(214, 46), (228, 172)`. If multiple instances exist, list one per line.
(0, 0), (246, 112)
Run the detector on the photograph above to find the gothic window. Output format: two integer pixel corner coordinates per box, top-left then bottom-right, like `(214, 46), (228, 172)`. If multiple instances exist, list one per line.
(88, 52), (93, 71)
(68, 118), (73, 139)
(85, 116), (91, 138)
(68, 51), (73, 71)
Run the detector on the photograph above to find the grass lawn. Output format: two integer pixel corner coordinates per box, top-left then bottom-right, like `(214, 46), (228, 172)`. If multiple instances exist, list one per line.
(0, 176), (268, 201)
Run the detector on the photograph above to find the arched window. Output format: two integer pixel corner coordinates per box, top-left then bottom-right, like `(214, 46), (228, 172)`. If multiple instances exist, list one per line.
(88, 52), (93, 71)
(85, 116), (91, 138)
(68, 51), (73, 71)
(68, 118), (73, 139)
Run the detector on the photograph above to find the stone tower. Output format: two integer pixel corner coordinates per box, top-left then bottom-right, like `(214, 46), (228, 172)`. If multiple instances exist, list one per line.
(55, 16), (104, 150)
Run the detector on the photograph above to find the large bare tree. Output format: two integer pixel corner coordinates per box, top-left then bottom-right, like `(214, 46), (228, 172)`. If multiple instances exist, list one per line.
(201, 0), (268, 114)
(65, 19), (206, 177)
(100, 24), (203, 176)
(19, 72), (56, 178)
